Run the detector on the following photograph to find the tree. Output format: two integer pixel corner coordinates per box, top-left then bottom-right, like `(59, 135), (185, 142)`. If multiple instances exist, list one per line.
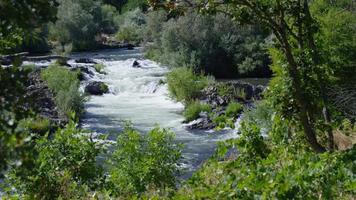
(0, 0), (57, 54)
(0, 1), (58, 173)
(49, 0), (102, 51)
(148, 0), (356, 152)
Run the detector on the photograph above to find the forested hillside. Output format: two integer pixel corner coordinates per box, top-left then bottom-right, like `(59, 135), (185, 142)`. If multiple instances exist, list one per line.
(0, 0), (355, 199)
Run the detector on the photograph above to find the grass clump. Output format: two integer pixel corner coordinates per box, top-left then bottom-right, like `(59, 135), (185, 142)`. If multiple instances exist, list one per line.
(167, 67), (210, 103)
(225, 102), (243, 118)
(184, 101), (212, 122)
(212, 115), (235, 129)
(94, 63), (106, 74)
(19, 117), (51, 134)
(41, 64), (85, 118)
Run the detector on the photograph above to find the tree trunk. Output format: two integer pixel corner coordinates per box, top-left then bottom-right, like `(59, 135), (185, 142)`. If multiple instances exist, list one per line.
(303, 0), (334, 150)
(279, 25), (326, 153)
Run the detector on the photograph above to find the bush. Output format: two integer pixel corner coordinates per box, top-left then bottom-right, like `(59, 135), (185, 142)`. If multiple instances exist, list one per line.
(184, 101), (212, 122)
(5, 121), (103, 200)
(225, 102), (243, 118)
(114, 8), (145, 44)
(48, 0), (102, 51)
(176, 119), (356, 199)
(212, 114), (235, 130)
(115, 26), (140, 43)
(41, 64), (85, 117)
(108, 124), (182, 197)
(166, 67), (210, 103)
(143, 11), (270, 78)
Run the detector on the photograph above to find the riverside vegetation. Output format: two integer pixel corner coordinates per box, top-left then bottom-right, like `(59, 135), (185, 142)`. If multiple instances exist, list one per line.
(1, 0), (356, 199)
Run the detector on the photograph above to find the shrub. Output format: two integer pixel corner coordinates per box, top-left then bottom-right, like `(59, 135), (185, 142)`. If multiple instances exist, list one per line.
(217, 83), (234, 97)
(166, 67), (210, 103)
(143, 11), (270, 78)
(108, 124), (182, 197)
(212, 115), (235, 130)
(217, 83), (246, 100)
(5, 121), (103, 200)
(225, 102), (243, 118)
(176, 119), (356, 199)
(115, 26), (141, 44)
(41, 64), (85, 117)
(184, 101), (212, 122)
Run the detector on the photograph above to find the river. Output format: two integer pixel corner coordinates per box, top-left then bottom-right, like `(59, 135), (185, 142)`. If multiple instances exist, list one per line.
(68, 48), (239, 178)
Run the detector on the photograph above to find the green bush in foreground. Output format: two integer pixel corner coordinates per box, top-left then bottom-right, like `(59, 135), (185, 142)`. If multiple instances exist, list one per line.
(176, 119), (356, 199)
(166, 67), (210, 103)
(184, 101), (212, 122)
(108, 124), (182, 197)
(41, 65), (85, 118)
(5, 121), (103, 200)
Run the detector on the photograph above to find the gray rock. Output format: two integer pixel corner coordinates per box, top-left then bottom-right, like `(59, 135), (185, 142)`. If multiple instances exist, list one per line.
(85, 81), (109, 95)
(186, 117), (215, 130)
(75, 58), (97, 64)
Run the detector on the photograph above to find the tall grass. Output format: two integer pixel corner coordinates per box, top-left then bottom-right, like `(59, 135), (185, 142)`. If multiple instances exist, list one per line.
(166, 67), (211, 103)
(41, 64), (85, 118)
(184, 101), (212, 122)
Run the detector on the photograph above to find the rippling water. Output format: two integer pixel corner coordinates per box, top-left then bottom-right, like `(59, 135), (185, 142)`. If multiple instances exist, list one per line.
(46, 48), (239, 178)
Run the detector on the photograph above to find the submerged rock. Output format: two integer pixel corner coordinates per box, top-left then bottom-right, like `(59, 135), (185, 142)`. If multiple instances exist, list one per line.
(132, 60), (141, 68)
(85, 81), (109, 95)
(75, 58), (97, 64)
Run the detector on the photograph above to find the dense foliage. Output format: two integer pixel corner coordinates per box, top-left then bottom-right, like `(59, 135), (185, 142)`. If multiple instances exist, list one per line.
(166, 67), (210, 103)
(4, 121), (103, 200)
(184, 101), (212, 122)
(0, 66), (34, 173)
(143, 10), (271, 78)
(41, 65), (85, 118)
(1, 0), (356, 199)
(108, 124), (182, 197)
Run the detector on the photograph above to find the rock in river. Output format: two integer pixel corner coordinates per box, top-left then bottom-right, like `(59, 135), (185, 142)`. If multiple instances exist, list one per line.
(132, 60), (141, 68)
(85, 81), (109, 95)
(75, 58), (97, 64)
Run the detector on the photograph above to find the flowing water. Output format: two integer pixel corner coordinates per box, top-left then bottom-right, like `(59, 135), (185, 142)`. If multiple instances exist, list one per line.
(41, 48), (239, 178)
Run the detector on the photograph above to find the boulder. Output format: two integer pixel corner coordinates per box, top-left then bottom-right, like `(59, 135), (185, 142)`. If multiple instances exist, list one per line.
(185, 111), (215, 130)
(127, 44), (135, 50)
(132, 60), (141, 68)
(75, 58), (97, 64)
(85, 81), (109, 95)
(186, 117), (215, 130)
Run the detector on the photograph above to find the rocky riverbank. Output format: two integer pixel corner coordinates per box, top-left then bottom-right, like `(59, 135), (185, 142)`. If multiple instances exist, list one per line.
(185, 81), (266, 130)
(21, 57), (112, 126)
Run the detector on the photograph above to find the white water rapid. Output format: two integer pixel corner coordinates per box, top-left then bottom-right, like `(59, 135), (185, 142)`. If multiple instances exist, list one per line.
(72, 48), (239, 177)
